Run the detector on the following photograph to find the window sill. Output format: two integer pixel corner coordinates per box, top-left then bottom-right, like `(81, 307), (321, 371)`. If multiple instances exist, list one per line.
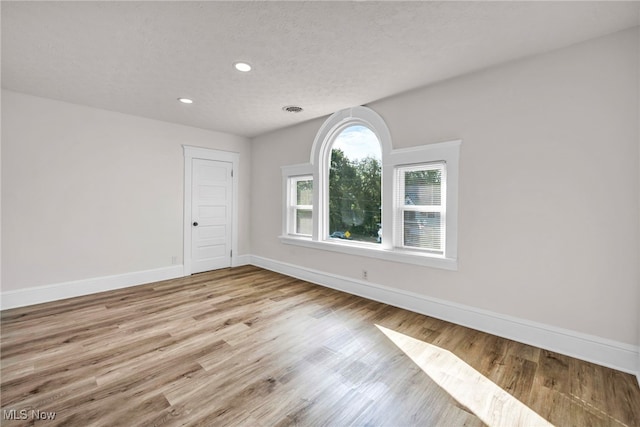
(279, 235), (458, 271)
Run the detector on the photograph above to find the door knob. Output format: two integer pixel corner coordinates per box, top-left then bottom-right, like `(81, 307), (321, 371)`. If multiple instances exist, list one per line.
(193, 222), (198, 226)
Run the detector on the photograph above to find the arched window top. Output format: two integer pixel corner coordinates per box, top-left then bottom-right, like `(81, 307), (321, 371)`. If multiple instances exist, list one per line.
(310, 106), (392, 165)
(331, 125), (381, 163)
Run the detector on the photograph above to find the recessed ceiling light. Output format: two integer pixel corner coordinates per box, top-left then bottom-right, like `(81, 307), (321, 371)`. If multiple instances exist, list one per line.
(282, 105), (304, 113)
(234, 62), (252, 72)
(178, 98), (193, 104)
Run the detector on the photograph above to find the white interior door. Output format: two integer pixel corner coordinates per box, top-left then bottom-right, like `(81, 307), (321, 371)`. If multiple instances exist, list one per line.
(191, 158), (233, 273)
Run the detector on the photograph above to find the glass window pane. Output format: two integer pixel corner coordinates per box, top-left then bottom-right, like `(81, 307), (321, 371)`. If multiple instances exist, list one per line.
(329, 125), (382, 243)
(296, 209), (312, 235)
(404, 169), (441, 206)
(296, 179), (313, 205)
(403, 211), (441, 251)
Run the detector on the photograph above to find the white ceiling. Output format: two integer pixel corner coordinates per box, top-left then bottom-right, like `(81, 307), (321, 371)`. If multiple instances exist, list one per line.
(2, 1), (639, 138)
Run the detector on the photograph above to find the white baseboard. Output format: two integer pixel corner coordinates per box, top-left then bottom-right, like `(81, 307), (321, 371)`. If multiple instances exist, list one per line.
(250, 255), (640, 376)
(1, 254), (252, 310)
(2, 256), (638, 378)
(1, 265), (185, 310)
(232, 254), (252, 267)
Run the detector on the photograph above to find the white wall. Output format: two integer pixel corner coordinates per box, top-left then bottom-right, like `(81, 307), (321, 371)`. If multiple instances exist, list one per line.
(1, 90), (251, 291)
(251, 28), (640, 347)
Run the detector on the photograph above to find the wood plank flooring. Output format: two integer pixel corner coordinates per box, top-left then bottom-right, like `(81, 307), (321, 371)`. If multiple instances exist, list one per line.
(1, 266), (639, 426)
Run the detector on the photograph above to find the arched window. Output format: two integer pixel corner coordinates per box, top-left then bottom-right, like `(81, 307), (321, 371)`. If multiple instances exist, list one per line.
(312, 107), (392, 245)
(327, 125), (381, 243)
(281, 106), (460, 270)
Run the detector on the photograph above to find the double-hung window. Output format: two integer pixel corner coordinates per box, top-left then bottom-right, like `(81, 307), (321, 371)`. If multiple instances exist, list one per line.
(287, 175), (313, 237)
(395, 163), (445, 255)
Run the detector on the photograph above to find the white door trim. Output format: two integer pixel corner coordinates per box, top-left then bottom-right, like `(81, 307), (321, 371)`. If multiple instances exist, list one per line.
(183, 146), (240, 276)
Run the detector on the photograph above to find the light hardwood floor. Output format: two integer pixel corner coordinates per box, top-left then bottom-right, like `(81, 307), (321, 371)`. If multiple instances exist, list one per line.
(1, 266), (639, 426)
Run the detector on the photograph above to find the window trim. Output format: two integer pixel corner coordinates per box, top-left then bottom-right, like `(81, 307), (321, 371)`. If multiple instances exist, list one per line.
(280, 107), (460, 271)
(384, 140), (461, 266)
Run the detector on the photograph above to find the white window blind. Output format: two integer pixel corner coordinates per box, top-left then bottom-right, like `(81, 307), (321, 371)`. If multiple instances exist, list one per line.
(395, 163), (446, 254)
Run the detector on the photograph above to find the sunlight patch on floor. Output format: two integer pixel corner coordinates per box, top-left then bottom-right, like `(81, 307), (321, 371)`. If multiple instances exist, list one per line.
(375, 324), (553, 427)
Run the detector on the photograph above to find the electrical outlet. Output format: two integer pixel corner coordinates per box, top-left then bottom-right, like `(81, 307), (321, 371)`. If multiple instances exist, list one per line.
(362, 270), (368, 280)
(171, 256), (178, 265)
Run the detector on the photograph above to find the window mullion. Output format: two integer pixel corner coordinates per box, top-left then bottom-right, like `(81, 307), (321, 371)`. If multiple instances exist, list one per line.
(401, 205), (443, 213)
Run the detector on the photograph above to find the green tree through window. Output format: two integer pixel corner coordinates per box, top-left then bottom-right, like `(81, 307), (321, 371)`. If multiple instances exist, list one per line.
(329, 126), (381, 243)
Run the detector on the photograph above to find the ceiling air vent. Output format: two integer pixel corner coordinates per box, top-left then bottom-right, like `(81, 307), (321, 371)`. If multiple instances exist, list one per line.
(282, 105), (303, 113)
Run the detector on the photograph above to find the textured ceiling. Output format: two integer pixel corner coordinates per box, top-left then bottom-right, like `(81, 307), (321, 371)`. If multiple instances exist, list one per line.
(2, 1), (639, 138)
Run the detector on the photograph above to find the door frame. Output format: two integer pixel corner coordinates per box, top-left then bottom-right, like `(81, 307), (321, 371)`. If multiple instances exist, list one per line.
(183, 145), (239, 276)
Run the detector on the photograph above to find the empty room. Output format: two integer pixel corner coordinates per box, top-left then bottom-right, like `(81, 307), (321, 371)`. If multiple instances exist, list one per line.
(1, 1), (639, 426)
